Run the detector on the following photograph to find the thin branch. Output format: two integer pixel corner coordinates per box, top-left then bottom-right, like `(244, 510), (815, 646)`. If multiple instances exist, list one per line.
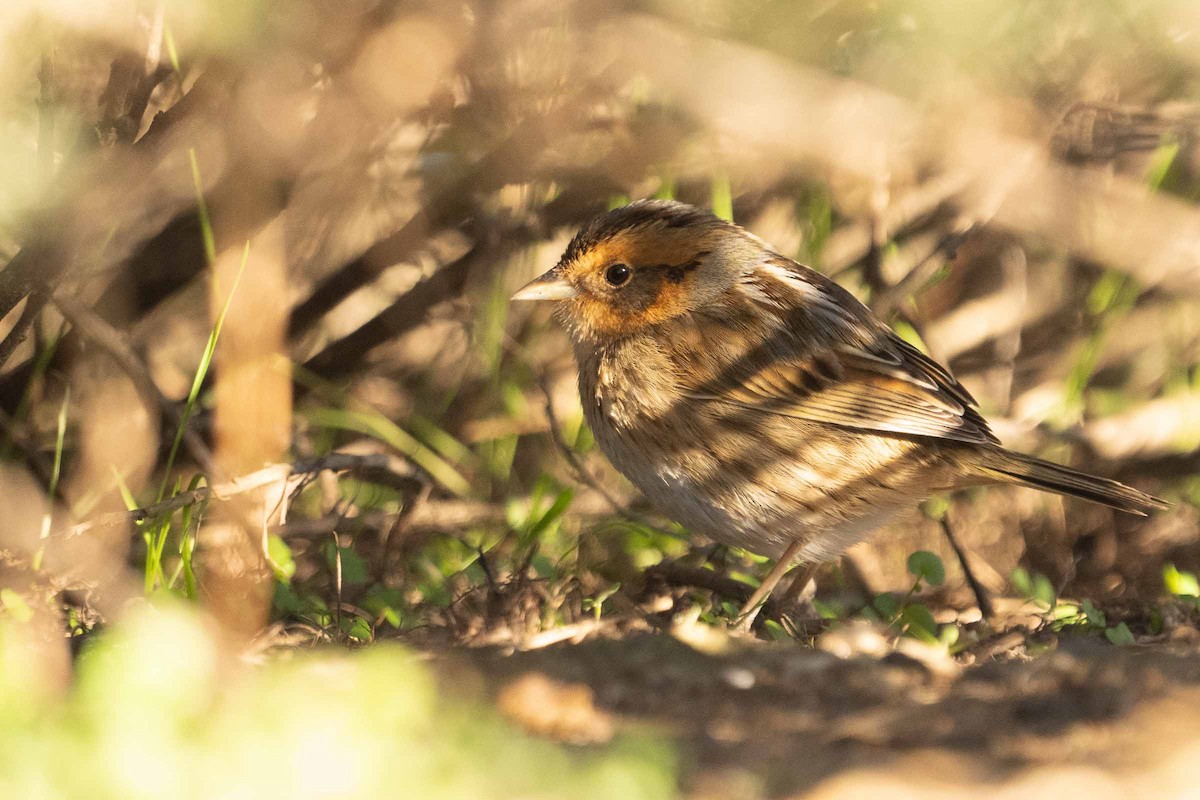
(275, 490), (620, 540)
(539, 376), (629, 518)
(302, 229), (511, 378)
(0, 284), (50, 373)
(870, 222), (975, 318)
(377, 479), (432, 581)
(56, 452), (412, 539)
(287, 109), (575, 340)
(823, 173), (968, 277)
(52, 293), (219, 478)
(0, 405), (55, 487)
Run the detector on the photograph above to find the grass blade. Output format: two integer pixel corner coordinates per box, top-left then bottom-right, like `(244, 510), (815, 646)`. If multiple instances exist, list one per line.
(156, 241), (248, 503)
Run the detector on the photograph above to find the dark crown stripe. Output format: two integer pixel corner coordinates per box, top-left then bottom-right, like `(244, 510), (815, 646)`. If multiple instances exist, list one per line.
(561, 200), (726, 265)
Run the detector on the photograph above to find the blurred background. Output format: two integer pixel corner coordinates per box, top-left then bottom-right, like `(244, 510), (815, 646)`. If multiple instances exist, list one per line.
(2, 0), (1200, 797)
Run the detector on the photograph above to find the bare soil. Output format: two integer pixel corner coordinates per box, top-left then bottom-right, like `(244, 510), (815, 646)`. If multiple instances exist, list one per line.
(464, 625), (1200, 798)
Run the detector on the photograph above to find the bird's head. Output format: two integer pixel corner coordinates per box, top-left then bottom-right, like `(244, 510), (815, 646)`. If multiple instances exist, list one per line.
(512, 200), (762, 343)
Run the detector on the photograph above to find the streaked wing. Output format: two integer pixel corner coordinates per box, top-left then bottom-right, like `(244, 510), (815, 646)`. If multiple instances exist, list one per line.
(682, 255), (999, 445)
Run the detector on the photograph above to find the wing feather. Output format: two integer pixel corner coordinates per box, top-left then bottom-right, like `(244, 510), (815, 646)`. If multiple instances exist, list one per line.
(681, 255), (999, 445)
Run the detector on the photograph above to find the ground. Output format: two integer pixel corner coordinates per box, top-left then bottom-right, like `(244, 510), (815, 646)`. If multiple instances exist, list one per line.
(465, 617), (1200, 798)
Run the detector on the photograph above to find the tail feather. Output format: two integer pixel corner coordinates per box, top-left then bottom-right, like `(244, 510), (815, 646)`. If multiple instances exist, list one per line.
(975, 449), (1167, 516)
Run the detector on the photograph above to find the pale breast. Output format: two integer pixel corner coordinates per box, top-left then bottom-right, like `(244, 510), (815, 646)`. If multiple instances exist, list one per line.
(576, 333), (956, 561)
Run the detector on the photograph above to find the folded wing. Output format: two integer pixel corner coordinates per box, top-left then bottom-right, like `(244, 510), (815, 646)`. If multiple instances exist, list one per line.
(682, 256), (1000, 446)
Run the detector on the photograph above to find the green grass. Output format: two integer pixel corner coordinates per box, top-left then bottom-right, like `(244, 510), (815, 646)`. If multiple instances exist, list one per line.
(301, 406), (472, 497)
(710, 173), (733, 222)
(138, 230), (246, 594)
(31, 385), (69, 571)
(0, 604), (677, 800)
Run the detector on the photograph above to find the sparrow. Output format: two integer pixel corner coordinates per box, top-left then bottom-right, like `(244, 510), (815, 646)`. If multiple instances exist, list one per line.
(513, 199), (1165, 619)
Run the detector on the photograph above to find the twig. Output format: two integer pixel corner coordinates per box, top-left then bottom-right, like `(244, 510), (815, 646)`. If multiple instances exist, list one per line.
(539, 376), (631, 519)
(0, 284), (50, 374)
(520, 618), (612, 649)
(870, 222), (975, 317)
(52, 292), (219, 478)
(823, 173), (968, 277)
(1050, 102), (1173, 165)
(302, 228), (519, 378)
(288, 109), (573, 340)
(643, 561), (782, 620)
(957, 628), (1029, 664)
(378, 480), (431, 580)
(275, 490), (620, 539)
(0, 69), (234, 374)
(56, 452), (411, 539)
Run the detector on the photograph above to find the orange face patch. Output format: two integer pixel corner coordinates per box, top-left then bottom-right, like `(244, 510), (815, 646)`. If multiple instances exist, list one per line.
(558, 227), (720, 337)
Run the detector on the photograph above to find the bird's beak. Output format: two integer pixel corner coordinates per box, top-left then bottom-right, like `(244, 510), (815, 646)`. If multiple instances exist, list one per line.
(511, 269), (577, 301)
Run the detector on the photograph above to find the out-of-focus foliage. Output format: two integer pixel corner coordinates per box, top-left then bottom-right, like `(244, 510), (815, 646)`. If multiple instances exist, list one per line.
(0, 604), (675, 799)
(0, 0), (1197, 662)
(0, 0), (1199, 795)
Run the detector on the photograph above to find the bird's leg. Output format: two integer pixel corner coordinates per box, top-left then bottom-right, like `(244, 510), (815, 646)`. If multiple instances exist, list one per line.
(680, 542), (726, 568)
(778, 561), (819, 608)
(736, 539), (803, 632)
(939, 515), (995, 620)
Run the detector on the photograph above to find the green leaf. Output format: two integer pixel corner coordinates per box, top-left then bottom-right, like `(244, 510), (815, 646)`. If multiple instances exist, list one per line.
(799, 188), (833, 266)
(919, 495), (950, 521)
(325, 543), (369, 588)
(362, 585), (405, 628)
(811, 599), (840, 620)
(1105, 623), (1135, 646)
(409, 415), (476, 469)
(156, 239), (247, 505)
(1080, 599), (1107, 628)
(762, 619), (790, 641)
(1050, 601), (1082, 623)
(267, 535), (296, 583)
(0, 589), (34, 623)
(1011, 566), (1032, 595)
(272, 582), (305, 616)
(906, 550), (945, 587)
(189, 148), (217, 263)
(900, 603), (938, 643)
(343, 616), (374, 643)
(1011, 567), (1056, 609)
(1144, 139), (1179, 191)
(653, 168), (676, 200)
(891, 320), (931, 354)
(872, 593), (899, 619)
(938, 624), (959, 648)
(1086, 271), (1131, 316)
(1163, 563), (1200, 597)
(272, 583), (328, 619)
(529, 553), (555, 579)
(525, 487), (575, 542)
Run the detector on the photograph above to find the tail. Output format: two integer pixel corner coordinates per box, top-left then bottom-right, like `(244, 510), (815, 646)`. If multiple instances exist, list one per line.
(973, 449), (1167, 516)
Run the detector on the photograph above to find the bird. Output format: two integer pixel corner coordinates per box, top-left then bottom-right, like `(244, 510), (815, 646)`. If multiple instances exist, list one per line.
(512, 199), (1165, 626)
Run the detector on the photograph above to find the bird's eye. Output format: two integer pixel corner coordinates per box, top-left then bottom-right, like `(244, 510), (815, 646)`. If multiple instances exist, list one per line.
(604, 263), (631, 286)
